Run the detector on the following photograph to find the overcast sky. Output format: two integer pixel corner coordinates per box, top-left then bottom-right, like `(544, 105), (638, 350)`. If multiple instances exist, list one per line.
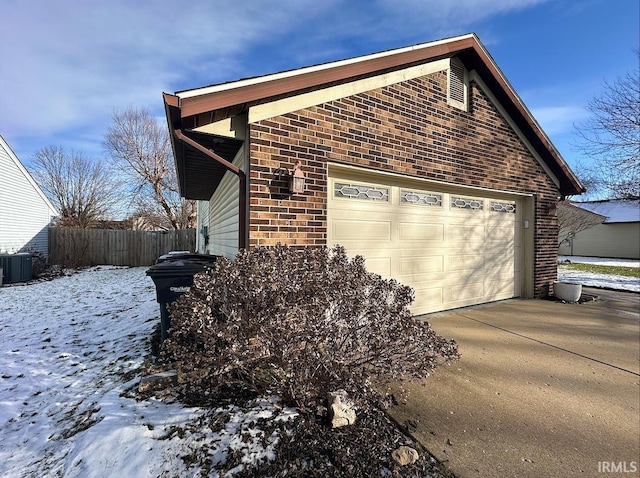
(0, 0), (638, 176)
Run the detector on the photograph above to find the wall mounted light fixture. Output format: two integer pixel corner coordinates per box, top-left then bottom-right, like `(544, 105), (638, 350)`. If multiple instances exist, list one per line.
(288, 160), (305, 194)
(545, 201), (557, 216)
(200, 225), (209, 246)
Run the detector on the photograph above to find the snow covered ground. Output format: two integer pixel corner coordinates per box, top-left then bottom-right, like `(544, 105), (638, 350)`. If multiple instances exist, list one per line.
(0, 262), (636, 477)
(558, 256), (640, 293)
(0, 267), (296, 478)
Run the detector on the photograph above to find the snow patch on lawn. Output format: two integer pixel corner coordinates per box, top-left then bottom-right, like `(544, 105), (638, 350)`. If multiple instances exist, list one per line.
(558, 256), (639, 292)
(558, 256), (640, 268)
(0, 266), (296, 477)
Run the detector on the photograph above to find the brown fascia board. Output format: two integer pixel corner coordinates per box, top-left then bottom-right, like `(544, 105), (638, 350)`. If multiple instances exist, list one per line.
(171, 34), (584, 196)
(177, 36), (476, 118)
(164, 92), (189, 196)
(164, 92), (180, 110)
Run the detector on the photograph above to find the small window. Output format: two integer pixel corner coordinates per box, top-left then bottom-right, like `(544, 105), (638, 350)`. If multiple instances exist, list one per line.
(451, 196), (483, 210)
(448, 59), (468, 111)
(334, 182), (389, 201)
(401, 190), (442, 206)
(491, 201), (517, 213)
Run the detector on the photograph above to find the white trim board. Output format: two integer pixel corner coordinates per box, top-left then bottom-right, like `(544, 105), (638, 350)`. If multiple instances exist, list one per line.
(248, 59), (450, 124)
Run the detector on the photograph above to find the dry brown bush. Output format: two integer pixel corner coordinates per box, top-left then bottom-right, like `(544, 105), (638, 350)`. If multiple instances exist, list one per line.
(160, 245), (459, 410)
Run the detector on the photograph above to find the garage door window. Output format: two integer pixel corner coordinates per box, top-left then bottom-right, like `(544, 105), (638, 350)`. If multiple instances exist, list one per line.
(401, 190), (442, 206)
(334, 182), (389, 201)
(451, 196), (483, 210)
(491, 201), (517, 213)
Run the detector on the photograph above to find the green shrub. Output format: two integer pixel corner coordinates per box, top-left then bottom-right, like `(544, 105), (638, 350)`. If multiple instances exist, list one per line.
(160, 245), (459, 410)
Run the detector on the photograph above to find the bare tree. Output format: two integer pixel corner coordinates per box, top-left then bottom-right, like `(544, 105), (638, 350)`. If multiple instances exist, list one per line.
(557, 201), (605, 251)
(104, 107), (195, 230)
(574, 52), (640, 199)
(29, 146), (119, 227)
(130, 198), (196, 231)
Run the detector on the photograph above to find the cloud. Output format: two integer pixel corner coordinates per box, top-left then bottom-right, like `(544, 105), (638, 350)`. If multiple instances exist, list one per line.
(271, 0), (552, 66)
(0, 0), (323, 151)
(374, 0), (551, 36)
(0, 0), (554, 160)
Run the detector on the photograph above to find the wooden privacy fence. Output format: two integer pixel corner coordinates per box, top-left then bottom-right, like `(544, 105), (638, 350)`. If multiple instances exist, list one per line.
(49, 228), (196, 267)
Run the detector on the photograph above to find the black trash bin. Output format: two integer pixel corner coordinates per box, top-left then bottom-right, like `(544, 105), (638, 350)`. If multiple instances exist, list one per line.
(146, 253), (220, 340)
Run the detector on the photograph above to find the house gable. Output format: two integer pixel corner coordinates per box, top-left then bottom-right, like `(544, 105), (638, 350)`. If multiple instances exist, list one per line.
(245, 58), (563, 193)
(249, 69), (560, 202)
(246, 59), (451, 124)
(166, 33), (583, 200)
(0, 135), (58, 255)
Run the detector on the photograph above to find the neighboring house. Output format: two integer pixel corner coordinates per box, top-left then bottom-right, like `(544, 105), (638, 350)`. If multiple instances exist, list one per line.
(557, 201), (606, 252)
(558, 200), (640, 259)
(0, 135), (58, 257)
(163, 33), (583, 315)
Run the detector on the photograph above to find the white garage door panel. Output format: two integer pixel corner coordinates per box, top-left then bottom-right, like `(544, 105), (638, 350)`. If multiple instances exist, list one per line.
(486, 276), (516, 291)
(448, 254), (483, 271)
(328, 175), (521, 315)
(349, 254), (393, 278)
(485, 260), (516, 277)
(398, 255), (444, 274)
(398, 223), (444, 242)
(447, 224), (485, 242)
(487, 227), (515, 243)
(332, 219), (391, 241)
(414, 286), (444, 306)
(450, 283), (484, 302)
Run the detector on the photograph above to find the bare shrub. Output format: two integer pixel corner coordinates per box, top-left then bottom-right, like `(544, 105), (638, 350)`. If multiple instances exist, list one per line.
(160, 245), (459, 410)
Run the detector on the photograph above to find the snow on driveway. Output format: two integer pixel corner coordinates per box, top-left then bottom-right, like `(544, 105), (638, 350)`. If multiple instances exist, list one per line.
(558, 256), (640, 293)
(0, 267), (296, 477)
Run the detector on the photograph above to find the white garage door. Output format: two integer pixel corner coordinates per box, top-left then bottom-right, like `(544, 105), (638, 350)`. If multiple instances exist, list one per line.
(328, 173), (522, 315)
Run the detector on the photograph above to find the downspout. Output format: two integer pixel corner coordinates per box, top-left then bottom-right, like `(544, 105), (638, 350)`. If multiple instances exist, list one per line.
(173, 129), (247, 250)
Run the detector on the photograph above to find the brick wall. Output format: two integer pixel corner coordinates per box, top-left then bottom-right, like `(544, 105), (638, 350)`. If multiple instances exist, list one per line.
(249, 70), (559, 297)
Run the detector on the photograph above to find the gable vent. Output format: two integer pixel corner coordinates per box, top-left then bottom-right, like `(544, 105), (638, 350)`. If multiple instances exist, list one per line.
(448, 59), (468, 111)
(450, 63), (465, 102)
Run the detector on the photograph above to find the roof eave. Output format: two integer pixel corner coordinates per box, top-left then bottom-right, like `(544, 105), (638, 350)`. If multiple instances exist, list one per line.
(163, 93), (188, 197)
(177, 35), (477, 118)
(167, 33), (584, 197)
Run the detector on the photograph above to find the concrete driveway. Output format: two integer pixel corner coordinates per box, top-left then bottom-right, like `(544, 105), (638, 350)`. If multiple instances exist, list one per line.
(389, 288), (640, 477)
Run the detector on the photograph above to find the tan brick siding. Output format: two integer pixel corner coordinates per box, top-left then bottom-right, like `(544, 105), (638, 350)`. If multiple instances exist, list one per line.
(249, 70), (559, 297)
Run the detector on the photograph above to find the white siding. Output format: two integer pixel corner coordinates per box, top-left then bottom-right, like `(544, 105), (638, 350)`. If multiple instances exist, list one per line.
(559, 223), (640, 259)
(195, 200), (210, 253)
(0, 136), (58, 256)
(207, 145), (245, 259)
